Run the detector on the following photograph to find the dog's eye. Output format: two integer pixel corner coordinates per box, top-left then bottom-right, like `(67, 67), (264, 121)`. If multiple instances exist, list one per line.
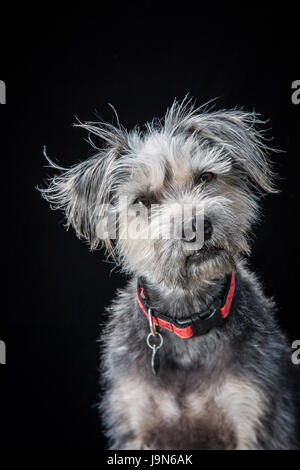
(133, 197), (151, 207)
(196, 172), (215, 184)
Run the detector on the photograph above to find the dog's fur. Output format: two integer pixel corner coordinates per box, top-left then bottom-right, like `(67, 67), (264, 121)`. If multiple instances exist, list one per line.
(41, 99), (299, 449)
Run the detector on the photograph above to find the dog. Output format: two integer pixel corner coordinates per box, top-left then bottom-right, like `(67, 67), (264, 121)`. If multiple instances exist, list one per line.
(41, 99), (299, 450)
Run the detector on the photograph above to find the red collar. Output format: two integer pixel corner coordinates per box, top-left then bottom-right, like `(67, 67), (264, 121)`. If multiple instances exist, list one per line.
(136, 272), (235, 339)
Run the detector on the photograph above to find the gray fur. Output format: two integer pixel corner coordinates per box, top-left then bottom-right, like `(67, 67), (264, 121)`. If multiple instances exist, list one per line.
(40, 98), (299, 449)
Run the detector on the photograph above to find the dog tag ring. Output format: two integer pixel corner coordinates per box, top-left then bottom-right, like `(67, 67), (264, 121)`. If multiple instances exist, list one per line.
(146, 309), (163, 375)
(146, 331), (163, 375)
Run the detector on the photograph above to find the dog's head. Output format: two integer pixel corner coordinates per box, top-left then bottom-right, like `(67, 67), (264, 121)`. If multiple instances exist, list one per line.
(41, 99), (276, 291)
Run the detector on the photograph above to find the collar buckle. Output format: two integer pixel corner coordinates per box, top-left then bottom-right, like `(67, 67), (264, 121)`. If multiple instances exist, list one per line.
(189, 305), (223, 336)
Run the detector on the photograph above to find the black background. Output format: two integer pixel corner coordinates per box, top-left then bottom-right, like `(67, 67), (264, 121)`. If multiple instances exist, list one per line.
(0, 3), (299, 449)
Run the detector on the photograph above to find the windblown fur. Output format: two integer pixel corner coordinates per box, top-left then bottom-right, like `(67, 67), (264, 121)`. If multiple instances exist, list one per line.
(40, 98), (299, 449)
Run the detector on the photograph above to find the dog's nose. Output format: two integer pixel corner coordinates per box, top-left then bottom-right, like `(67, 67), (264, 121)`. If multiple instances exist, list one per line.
(182, 215), (197, 243)
(182, 216), (213, 243)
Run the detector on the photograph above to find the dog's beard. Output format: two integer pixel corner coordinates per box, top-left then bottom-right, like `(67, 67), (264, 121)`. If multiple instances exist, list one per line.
(187, 245), (234, 275)
(118, 225), (246, 291)
(137, 242), (235, 291)
(182, 243), (234, 284)
(185, 244), (224, 266)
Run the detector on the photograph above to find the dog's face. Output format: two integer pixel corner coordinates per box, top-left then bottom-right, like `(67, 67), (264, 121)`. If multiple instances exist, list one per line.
(41, 100), (276, 291)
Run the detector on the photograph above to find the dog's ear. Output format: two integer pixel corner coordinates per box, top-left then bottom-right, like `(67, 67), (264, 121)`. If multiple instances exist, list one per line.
(195, 110), (278, 194)
(39, 121), (129, 254)
(168, 101), (277, 194)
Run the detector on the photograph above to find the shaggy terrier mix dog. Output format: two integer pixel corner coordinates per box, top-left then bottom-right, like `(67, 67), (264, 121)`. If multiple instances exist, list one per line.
(41, 99), (299, 450)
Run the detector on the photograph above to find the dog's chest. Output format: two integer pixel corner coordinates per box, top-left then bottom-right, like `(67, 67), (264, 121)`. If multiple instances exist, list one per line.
(113, 372), (265, 450)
